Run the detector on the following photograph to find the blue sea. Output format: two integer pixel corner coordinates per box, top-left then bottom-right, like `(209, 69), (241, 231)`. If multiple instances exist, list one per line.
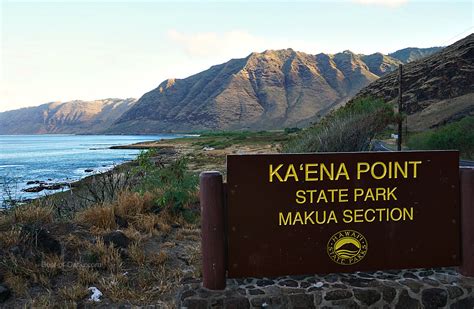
(0, 134), (181, 206)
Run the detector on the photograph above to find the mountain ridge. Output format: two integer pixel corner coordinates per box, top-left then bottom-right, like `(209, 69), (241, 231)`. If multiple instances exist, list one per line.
(109, 46), (441, 133)
(0, 46), (443, 134)
(350, 34), (473, 131)
(0, 98), (136, 134)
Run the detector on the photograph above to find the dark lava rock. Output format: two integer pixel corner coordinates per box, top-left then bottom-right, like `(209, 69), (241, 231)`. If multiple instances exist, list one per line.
(44, 184), (62, 190)
(181, 298), (208, 309)
(36, 229), (62, 255)
(396, 290), (421, 309)
(358, 272), (375, 278)
(224, 297), (250, 309)
(342, 277), (379, 288)
(400, 279), (423, 293)
(450, 295), (474, 309)
(114, 215), (129, 228)
(447, 285), (464, 299)
(403, 272), (419, 280)
(279, 279), (298, 287)
(332, 283), (348, 289)
(84, 169), (94, 173)
(256, 279), (274, 287)
(209, 298), (223, 307)
(23, 186), (45, 193)
(287, 293), (315, 309)
(332, 299), (360, 309)
(103, 230), (130, 248)
(422, 288), (448, 308)
(300, 281), (311, 288)
(0, 284), (11, 303)
(179, 289), (196, 300)
(324, 274), (339, 283)
(422, 277), (440, 286)
(353, 288), (381, 306)
(324, 289), (353, 301)
(251, 296), (284, 307)
(381, 285), (397, 303)
(248, 288), (265, 296)
(419, 270), (434, 277)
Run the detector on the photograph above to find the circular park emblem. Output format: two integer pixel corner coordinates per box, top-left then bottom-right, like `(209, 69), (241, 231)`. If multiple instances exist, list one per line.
(327, 230), (368, 265)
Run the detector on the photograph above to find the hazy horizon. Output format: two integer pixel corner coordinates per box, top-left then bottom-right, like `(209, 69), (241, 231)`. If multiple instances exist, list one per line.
(1, 0), (472, 112)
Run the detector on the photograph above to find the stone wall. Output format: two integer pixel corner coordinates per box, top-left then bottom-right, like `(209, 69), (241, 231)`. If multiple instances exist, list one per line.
(177, 268), (474, 308)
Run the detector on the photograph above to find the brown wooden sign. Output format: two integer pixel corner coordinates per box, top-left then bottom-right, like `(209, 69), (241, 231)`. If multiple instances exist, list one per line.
(226, 151), (460, 278)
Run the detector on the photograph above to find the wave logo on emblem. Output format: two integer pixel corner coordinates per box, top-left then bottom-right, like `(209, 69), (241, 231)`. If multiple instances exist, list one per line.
(327, 230), (368, 265)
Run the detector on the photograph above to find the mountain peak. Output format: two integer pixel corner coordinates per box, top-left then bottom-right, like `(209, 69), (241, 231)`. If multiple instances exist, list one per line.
(351, 34), (473, 131)
(0, 98), (137, 134)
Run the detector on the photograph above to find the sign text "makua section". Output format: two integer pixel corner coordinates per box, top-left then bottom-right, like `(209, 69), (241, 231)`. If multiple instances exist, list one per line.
(270, 160), (422, 226)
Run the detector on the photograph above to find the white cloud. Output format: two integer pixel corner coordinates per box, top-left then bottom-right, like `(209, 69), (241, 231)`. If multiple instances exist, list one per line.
(166, 29), (323, 61)
(351, 0), (409, 8)
(167, 29), (260, 58)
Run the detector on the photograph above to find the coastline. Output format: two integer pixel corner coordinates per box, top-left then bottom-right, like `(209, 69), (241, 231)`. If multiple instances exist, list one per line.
(3, 131), (287, 208)
(0, 134), (183, 207)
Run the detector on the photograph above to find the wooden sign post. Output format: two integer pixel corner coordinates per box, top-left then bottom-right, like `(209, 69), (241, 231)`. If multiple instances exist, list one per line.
(200, 151), (472, 290)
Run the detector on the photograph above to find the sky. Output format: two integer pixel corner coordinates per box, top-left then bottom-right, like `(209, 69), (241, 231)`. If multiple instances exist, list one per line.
(0, 0), (472, 112)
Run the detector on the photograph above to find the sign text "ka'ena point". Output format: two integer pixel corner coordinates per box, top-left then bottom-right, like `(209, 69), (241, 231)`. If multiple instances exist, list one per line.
(225, 151), (460, 278)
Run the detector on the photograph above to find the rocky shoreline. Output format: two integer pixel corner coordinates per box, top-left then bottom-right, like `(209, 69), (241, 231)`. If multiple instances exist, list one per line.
(3, 140), (183, 208)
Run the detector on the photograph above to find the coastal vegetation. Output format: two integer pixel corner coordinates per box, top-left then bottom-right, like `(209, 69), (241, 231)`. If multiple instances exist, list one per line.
(282, 97), (396, 153)
(0, 131), (286, 307)
(407, 116), (474, 159)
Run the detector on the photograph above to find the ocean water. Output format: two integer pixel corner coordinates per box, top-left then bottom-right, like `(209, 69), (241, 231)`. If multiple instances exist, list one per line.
(0, 134), (181, 205)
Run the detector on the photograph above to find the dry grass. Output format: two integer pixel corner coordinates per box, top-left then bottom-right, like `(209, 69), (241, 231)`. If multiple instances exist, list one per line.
(24, 293), (55, 308)
(77, 267), (100, 285)
(131, 213), (165, 235)
(185, 242), (202, 278)
(58, 283), (88, 301)
(175, 227), (200, 241)
(98, 273), (132, 302)
(76, 204), (116, 230)
(63, 234), (89, 252)
(40, 253), (64, 277)
(1, 253), (49, 286)
(4, 271), (29, 296)
(114, 190), (154, 218)
(121, 225), (144, 243)
(148, 251), (168, 267)
(87, 237), (122, 273)
(0, 227), (22, 247)
(11, 204), (53, 225)
(128, 242), (146, 266)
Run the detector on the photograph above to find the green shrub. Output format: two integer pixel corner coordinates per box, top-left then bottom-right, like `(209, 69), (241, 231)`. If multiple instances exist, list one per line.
(136, 156), (198, 217)
(284, 127), (302, 134)
(283, 97), (396, 153)
(407, 116), (474, 159)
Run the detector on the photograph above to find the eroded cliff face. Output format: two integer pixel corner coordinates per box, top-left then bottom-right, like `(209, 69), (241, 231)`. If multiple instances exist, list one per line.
(0, 98), (136, 134)
(109, 49), (411, 133)
(350, 34), (473, 131)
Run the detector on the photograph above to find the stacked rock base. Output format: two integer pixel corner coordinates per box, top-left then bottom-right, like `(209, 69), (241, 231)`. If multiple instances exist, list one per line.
(177, 268), (474, 308)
